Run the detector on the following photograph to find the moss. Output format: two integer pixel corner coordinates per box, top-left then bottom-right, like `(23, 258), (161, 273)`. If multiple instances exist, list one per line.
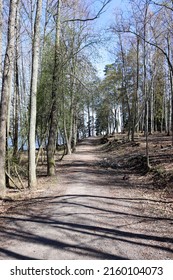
(48, 159), (55, 166)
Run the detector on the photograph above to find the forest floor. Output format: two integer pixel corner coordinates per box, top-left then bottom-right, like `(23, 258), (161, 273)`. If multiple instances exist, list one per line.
(0, 134), (173, 259)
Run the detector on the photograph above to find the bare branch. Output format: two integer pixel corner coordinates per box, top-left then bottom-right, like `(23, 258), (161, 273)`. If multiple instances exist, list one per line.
(67, 72), (96, 94)
(111, 26), (173, 74)
(151, 0), (173, 11)
(5, 171), (22, 191)
(62, 0), (112, 23)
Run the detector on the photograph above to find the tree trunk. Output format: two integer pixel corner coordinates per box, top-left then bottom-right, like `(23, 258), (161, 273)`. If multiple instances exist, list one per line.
(164, 82), (168, 133)
(72, 112), (77, 152)
(150, 78), (154, 134)
(28, 0), (42, 188)
(88, 104), (91, 137)
(0, 0), (2, 97)
(166, 35), (172, 137)
(171, 75), (173, 145)
(131, 36), (140, 141)
(47, 0), (61, 176)
(64, 106), (73, 155)
(143, 2), (150, 169)
(0, 0), (18, 194)
(13, 4), (20, 157)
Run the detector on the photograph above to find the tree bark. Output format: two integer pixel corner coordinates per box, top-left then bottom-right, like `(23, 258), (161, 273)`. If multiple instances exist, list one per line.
(13, 4), (20, 157)
(143, 2), (151, 169)
(0, 0), (18, 194)
(0, 0), (2, 96)
(28, 0), (42, 188)
(47, 0), (61, 176)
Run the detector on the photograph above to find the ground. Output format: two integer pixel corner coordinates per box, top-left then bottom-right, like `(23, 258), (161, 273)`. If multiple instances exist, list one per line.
(0, 135), (173, 260)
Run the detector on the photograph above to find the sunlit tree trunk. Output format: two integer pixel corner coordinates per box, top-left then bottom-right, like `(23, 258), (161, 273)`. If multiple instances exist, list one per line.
(13, 3), (20, 157)
(150, 78), (154, 134)
(143, 2), (151, 169)
(131, 37), (140, 141)
(0, 0), (18, 194)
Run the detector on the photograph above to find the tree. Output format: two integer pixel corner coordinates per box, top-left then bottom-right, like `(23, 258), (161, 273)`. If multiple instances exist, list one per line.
(109, 0), (173, 168)
(13, 1), (20, 157)
(0, 0), (19, 194)
(112, 0), (173, 141)
(0, 0), (2, 92)
(28, 0), (43, 188)
(46, 0), (110, 173)
(97, 63), (122, 135)
(47, 0), (61, 176)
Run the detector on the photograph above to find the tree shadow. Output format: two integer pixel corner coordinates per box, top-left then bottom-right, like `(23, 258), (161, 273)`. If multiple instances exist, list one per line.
(0, 248), (39, 260)
(1, 135), (173, 260)
(0, 192), (173, 260)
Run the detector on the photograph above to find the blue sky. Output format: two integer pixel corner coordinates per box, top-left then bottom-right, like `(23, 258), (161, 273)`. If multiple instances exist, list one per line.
(96, 0), (127, 28)
(94, 0), (129, 78)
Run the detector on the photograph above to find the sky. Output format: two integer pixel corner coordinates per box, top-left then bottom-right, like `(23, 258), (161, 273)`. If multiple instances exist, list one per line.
(93, 0), (130, 78)
(95, 0), (126, 28)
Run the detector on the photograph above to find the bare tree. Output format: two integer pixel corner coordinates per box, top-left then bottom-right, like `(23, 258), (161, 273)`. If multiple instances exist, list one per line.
(13, 2), (20, 157)
(47, 0), (61, 176)
(0, 0), (19, 194)
(28, 0), (42, 188)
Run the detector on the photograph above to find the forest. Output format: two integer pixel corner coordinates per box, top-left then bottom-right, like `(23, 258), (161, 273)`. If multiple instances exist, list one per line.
(0, 0), (173, 261)
(0, 0), (173, 195)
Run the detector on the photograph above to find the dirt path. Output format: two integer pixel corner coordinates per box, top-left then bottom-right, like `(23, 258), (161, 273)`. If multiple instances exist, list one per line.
(0, 137), (173, 260)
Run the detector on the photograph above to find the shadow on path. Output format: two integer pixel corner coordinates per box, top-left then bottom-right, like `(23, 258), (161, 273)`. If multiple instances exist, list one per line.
(0, 137), (173, 260)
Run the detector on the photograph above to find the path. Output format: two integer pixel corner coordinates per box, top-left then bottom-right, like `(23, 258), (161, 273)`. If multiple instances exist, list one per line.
(0, 137), (173, 259)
